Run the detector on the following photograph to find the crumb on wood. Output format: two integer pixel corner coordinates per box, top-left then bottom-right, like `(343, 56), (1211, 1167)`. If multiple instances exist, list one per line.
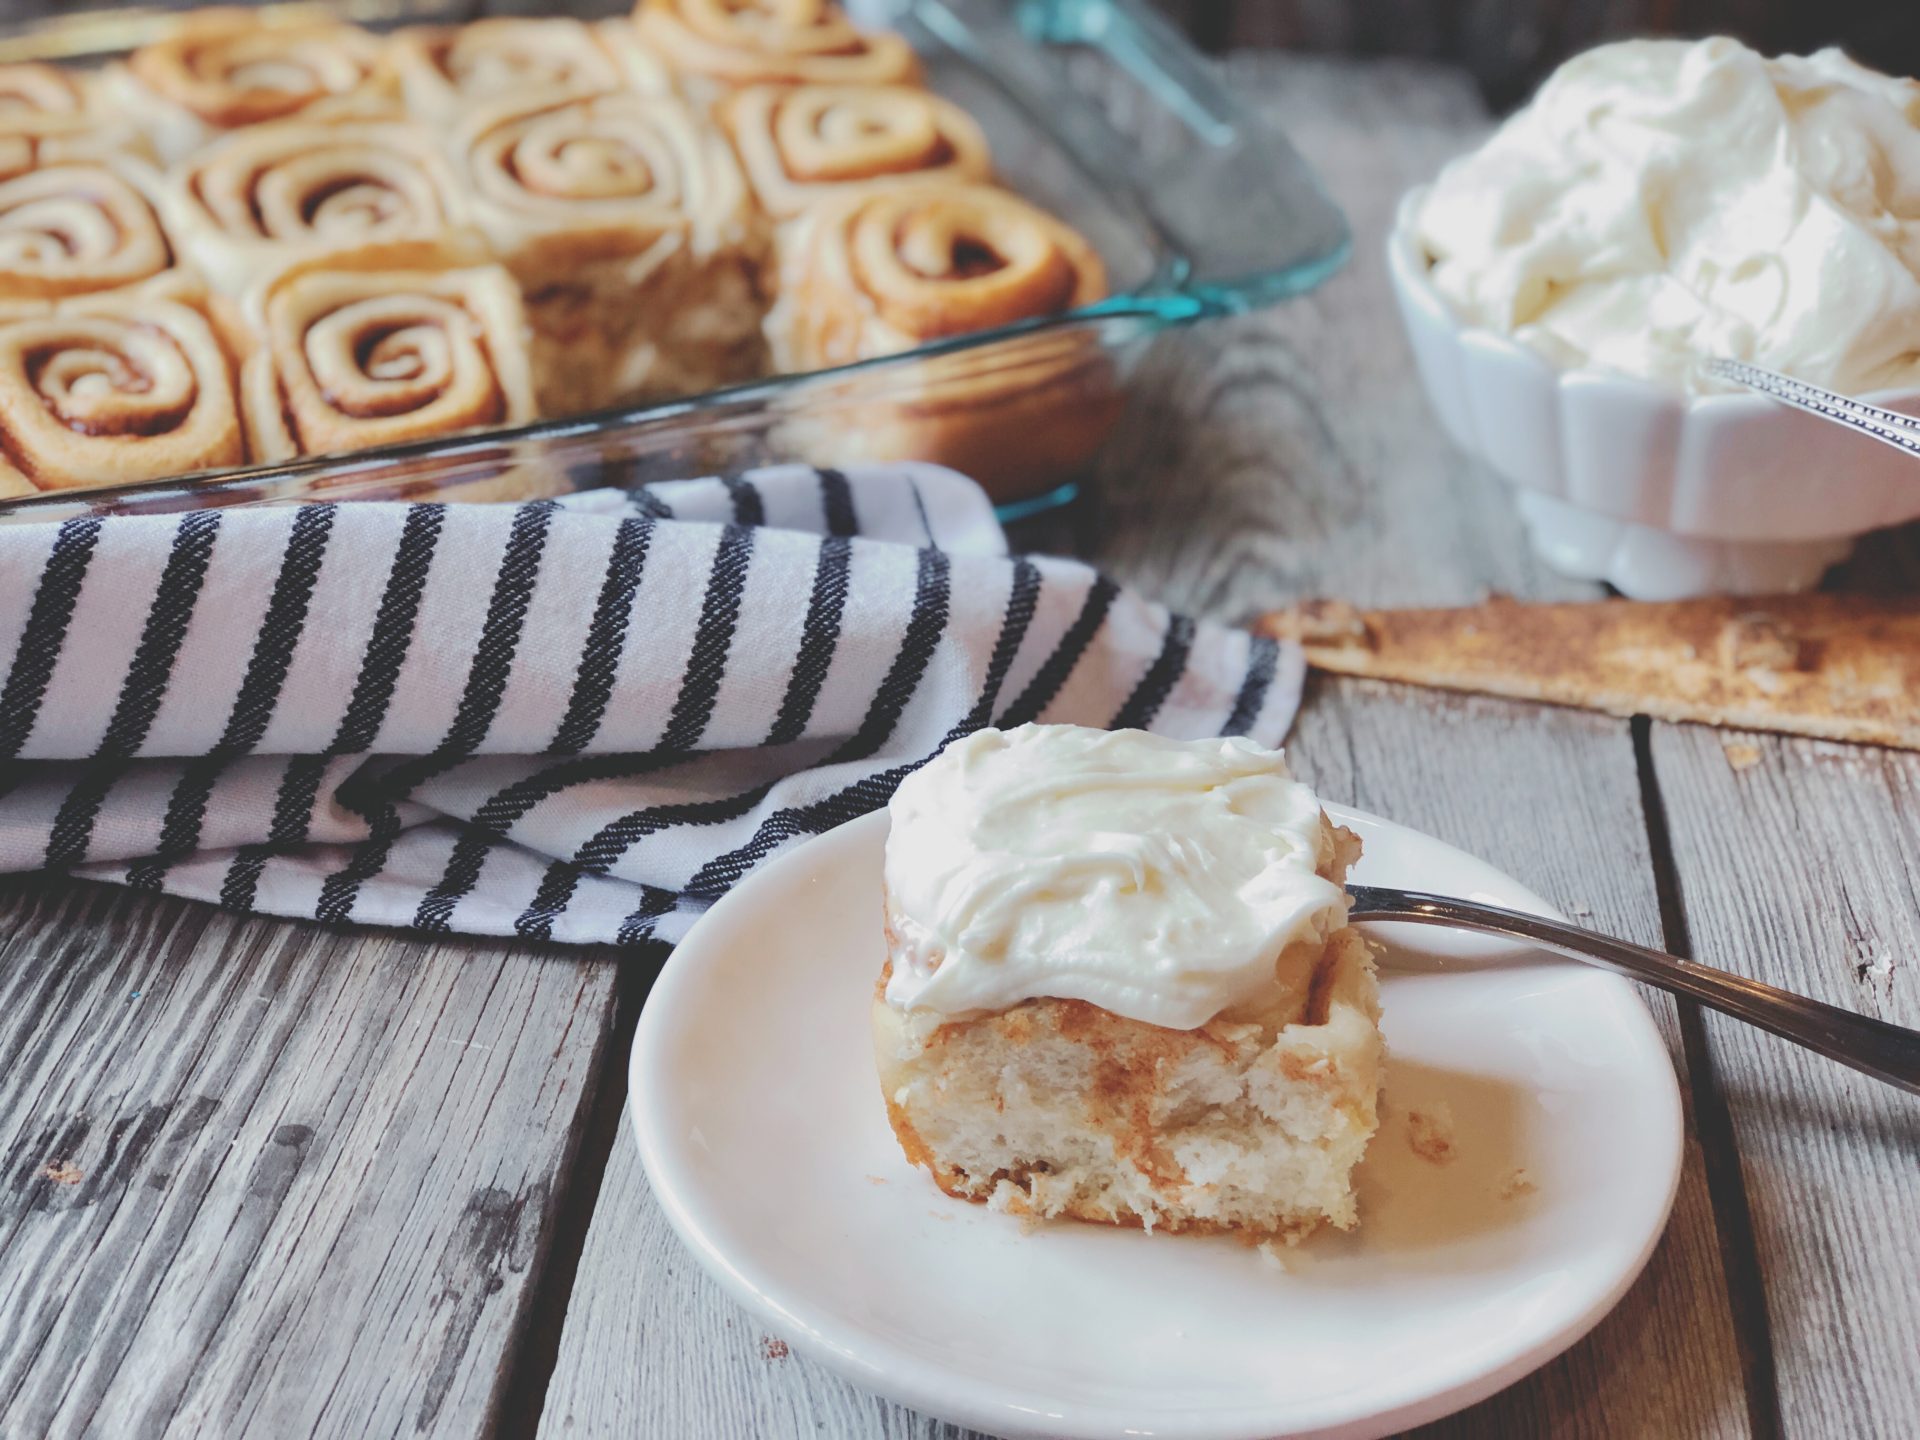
(1722, 741), (1763, 772)
(42, 1160), (83, 1185)
(1406, 1104), (1457, 1166)
(1856, 952), (1896, 1004)
(1256, 1239), (1294, 1271)
(760, 1337), (789, 1362)
(864, 1174), (888, 1185)
(1498, 1167), (1537, 1201)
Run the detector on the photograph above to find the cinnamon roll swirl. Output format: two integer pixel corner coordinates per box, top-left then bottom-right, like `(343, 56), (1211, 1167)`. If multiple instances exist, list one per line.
(162, 119), (477, 297)
(769, 180), (1105, 367)
(389, 17), (669, 125)
(719, 83), (990, 220)
(107, 9), (397, 162)
(455, 89), (766, 411)
(0, 64), (87, 121)
(240, 253), (537, 461)
(769, 182), (1115, 499)
(0, 275), (243, 495)
(0, 153), (173, 300)
(632, 0), (917, 97)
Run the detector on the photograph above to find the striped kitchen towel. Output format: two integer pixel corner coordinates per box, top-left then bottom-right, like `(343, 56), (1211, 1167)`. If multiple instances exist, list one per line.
(0, 464), (1303, 947)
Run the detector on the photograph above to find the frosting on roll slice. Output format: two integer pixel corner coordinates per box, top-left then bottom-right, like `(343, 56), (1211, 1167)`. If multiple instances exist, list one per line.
(874, 724), (1384, 1241)
(106, 10), (397, 162)
(719, 82), (991, 220)
(389, 18), (670, 123)
(633, 0), (918, 96)
(239, 252), (537, 460)
(0, 274), (243, 495)
(162, 120), (478, 296)
(1415, 38), (1920, 395)
(455, 88), (766, 411)
(0, 152), (173, 299)
(886, 726), (1349, 1029)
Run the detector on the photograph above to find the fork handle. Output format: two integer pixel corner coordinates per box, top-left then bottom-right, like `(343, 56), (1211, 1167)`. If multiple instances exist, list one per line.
(1348, 884), (1920, 1095)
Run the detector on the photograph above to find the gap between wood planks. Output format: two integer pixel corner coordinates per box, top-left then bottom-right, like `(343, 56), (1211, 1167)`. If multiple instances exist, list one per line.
(493, 943), (666, 1438)
(1631, 715), (1785, 1440)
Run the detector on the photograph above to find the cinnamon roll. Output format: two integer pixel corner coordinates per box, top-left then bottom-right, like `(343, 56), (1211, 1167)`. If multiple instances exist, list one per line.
(454, 89), (766, 412)
(162, 119), (477, 297)
(0, 275), (243, 495)
(769, 180), (1105, 367)
(389, 17), (669, 125)
(719, 82), (990, 221)
(105, 9), (397, 162)
(0, 152), (173, 300)
(239, 252), (537, 461)
(632, 0), (917, 98)
(769, 181), (1115, 499)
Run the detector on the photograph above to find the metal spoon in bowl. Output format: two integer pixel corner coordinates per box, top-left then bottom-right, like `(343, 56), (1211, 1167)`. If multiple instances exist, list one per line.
(1705, 357), (1920, 462)
(1348, 884), (1920, 1095)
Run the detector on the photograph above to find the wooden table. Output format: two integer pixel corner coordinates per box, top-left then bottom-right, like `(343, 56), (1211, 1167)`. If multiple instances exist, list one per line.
(2, 54), (1916, 1440)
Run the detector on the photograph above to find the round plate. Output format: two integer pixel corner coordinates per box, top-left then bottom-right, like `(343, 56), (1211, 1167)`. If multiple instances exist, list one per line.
(630, 806), (1683, 1440)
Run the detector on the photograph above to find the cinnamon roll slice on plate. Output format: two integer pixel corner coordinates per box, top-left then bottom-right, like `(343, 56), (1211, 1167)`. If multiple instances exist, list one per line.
(237, 247), (537, 462)
(0, 273), (243, 496)
(0, 150), (174, 300)
(388, 17), (670, 125)
(719, 82), (990, 222)
(632, 0), (918, 101)
(161, 119), (479, 298)
(454, 88), (767, 413)
(768, 180), (1116, 498)
(102, 8), (398, 163)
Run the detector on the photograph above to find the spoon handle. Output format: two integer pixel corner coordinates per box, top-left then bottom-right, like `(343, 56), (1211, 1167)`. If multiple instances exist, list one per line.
(1348, 884), (1920, 1095)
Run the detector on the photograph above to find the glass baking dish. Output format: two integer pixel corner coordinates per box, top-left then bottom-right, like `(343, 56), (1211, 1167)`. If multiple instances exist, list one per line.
(0, 0), (1349, 524)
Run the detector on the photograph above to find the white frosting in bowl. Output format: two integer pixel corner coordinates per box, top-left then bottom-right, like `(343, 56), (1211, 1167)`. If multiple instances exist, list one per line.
(881, 724), (1347, 1030)
(1414, 37), (1920, 395)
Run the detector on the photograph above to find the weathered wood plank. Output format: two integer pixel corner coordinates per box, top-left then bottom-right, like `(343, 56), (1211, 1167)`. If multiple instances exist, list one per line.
(0, 878), (620, 1440)
(1650, 725), (1920, 1439)
(540, 54), (1752, 1440)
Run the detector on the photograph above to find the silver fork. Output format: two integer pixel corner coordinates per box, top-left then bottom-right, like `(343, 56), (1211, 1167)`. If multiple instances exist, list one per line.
(1349, 884), (1920, 1095)
(1705, 357), (1920, 462)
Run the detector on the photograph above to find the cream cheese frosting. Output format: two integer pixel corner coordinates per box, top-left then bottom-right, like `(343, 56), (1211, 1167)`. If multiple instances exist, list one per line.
(1414, 37), (1920, 395)
(881, 724), (1348, 1029)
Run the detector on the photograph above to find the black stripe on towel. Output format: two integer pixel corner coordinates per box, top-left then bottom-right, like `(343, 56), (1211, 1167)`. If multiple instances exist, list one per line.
(0, 517), (103, 762)
(1221, 634), (1278, 737)
(549, 516), (654, 756)
(509, 524), (765, 938)
(323, 502), (556, 927)
(46, 512), (222, 869)
(219, 755), (330, 914)
(720, 474), (765, 527)
(818, 469), (857, 537)
(1109, 614), (1196, 731)
(995, 573), (1118, 728)
(130, 504), (337, 890)
(330, 505), (446, 755)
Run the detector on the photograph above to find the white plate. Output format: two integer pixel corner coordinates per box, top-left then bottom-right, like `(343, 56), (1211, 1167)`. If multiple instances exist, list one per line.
(630, 806), (1683, 1440)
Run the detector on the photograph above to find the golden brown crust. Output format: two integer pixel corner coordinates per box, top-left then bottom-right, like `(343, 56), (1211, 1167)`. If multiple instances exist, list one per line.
(126, 9), (394, 131)
(633, 0), (920, 91)
(1260, 593), (1920, 750)
(719, 83), (991, 220)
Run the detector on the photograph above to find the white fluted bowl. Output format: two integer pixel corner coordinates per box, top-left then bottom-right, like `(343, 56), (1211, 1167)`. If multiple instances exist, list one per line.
(1388, 186), (1920, 598)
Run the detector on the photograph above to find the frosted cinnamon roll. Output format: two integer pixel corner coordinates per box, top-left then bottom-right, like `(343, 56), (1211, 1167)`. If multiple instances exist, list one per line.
(632, 0), (917, 98)
(0, 64), (146, 169)
(389, 17), (669, 124)
(161, 119), (476, 297)
(719, 82), (990, 220)
(0, 153), (173, 300)
(105, 9), (396, 162)
(239, 251), (537, 461)
(0, 64), (87, 121)
(769, 182), (1115, 499)
(0, 275), (242, 496)
(454, 89), (766, 412)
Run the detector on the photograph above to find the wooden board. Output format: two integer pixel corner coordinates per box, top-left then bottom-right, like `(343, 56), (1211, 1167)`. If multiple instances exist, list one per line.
(1649, 725), (1920, 1438)
(0, 878), (621, 1440)
(539, 54), (1754, 1440)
